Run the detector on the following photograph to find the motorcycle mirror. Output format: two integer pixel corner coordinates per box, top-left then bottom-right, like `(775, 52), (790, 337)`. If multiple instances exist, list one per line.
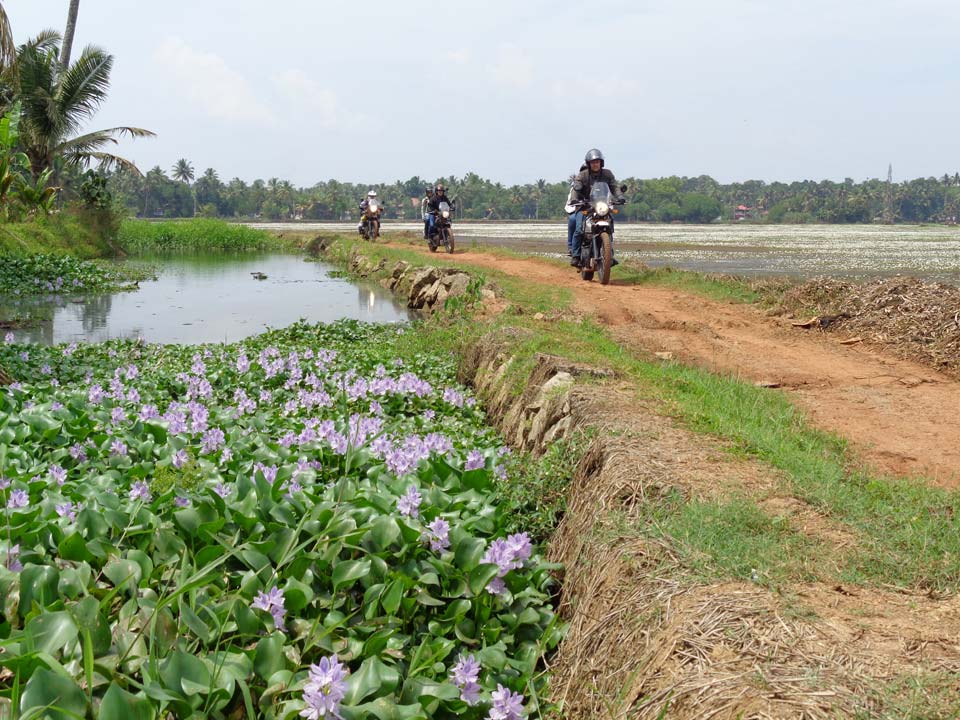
(620, 184), (628, 193)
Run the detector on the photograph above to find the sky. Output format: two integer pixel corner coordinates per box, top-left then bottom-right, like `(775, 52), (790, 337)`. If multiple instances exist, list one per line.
(6, 0), (960, 187)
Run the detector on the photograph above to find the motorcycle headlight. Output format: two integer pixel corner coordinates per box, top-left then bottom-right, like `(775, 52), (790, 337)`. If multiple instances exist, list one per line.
(369, 202), (379, 213)
(442, 210), (450, 218)
(595, 201), (609, 216)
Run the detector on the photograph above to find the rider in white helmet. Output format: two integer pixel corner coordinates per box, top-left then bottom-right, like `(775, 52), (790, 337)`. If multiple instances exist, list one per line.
(358, 190), (379, 232)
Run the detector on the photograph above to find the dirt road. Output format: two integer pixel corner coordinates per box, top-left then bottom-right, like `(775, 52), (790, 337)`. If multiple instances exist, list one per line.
(389, 242), (960, 485)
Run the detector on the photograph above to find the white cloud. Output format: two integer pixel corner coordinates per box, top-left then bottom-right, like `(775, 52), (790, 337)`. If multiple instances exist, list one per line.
(271, 69), (342, 128)
(448, 49), (471, 65)
(155, 38), (277, 126)
(491, 45), (534, 89)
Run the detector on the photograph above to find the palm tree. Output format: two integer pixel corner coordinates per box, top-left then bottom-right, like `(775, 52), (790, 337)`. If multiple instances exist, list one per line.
(172, 158), (195, 216)
(16, 32), (154, 180)
(0, 2), (16, 109)
(59, 0), (80, 68)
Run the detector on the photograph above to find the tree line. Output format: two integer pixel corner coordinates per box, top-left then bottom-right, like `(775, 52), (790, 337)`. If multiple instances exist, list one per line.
(108, 165), (960, 225)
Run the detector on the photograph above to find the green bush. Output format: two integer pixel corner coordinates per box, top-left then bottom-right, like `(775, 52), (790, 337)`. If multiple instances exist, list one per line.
(119, 218), (287, 253)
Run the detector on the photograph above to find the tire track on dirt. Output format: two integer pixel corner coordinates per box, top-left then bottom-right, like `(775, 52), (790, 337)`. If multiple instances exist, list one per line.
(389, 243), (960, 485)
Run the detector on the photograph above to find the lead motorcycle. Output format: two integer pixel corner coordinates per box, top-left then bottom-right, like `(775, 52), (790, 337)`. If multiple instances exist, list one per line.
(359, 199), (382, 241)
(573, 182), (625, 285)
(428, 200), (455, 253)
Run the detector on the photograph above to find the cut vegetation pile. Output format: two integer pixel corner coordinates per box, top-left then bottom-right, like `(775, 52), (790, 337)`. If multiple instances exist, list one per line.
(776, 277), (960, 376)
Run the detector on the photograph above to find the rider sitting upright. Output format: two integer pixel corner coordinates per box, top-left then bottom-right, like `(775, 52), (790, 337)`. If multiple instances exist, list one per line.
(358, 190), (379, 233)
(425, 184), (455, 239)
(570, 149), (622, 267)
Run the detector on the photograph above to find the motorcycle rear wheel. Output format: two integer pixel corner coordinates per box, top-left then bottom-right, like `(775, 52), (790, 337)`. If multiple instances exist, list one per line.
(599, 232), (612, 285)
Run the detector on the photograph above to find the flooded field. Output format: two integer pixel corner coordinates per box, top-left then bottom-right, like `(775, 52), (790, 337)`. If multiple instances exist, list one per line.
(258, 222), (960, 285)
(1, 254), (411, 345)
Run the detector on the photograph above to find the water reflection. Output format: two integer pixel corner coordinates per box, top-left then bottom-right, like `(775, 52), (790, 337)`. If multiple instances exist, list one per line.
(1, 254), (412, 345)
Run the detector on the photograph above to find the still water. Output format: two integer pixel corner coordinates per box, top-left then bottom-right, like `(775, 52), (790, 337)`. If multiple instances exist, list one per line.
(2, 254), (412, 345)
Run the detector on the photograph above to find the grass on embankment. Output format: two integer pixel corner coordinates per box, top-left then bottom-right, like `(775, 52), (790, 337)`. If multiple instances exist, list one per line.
(0, 209), (120, 258)
(118, 218), (293, 253)
(319, 233), (960, 593)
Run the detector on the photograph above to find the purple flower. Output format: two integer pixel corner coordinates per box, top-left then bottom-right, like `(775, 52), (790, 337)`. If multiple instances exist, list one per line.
(201, 427), (225, 454)
(422, 409), (435, 421)
(88, 384), (105, 403)
(55, 502), (77, 521)
(252, 586), (287, 631)
(171, 449), (189, 468)
(465, 450), (485, 471)
(40, 364), (52, 375)
(111, 406), (127, 425)
(126, 387), (140, 404)
(129, 481), (152, 503)
(0, 477), (8, 490)
(423, 517), (450, 553)
(49, 464), (67, 486)
(63, 342), (77, 356)
(301, 655), (349, 720)
(482, 532), (533, 596)
(7, 488), (28, 509)
(488, 684), (526, 720)
(443, 388), (465, 407)
(174, 495), (190, 508)
(110, 439), (128, 457)
(3, 332), (13, 344)
(397, 485), (422, 518)
(6, 544), (21, 572)
(139, 404), (160, 421)
(450, 653), (482, 706)
(69, 443), (87, 462)
(213, 482), (232, 498)
(236, 353), (250, 373)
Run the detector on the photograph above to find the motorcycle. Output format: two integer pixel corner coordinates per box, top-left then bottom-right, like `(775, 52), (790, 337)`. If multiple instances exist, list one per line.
(359, 200), (381, 241)
(428, 200), (455, 254)
(574, 182), (625, 285)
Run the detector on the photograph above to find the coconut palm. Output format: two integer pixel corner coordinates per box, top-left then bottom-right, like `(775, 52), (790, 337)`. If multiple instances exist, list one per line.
(172, 158), (196, 216)
(16, 32), (154, 180)
(0, 2), (16, 109)
(60, 0), (80, 68)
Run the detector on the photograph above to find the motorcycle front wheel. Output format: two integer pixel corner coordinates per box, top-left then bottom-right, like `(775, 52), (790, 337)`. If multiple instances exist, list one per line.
(446, 232), (455, 254)
(599, 232), (612, 285)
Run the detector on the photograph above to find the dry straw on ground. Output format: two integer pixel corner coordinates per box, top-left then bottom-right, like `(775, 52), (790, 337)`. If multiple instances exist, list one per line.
(775, 277), (960, 377)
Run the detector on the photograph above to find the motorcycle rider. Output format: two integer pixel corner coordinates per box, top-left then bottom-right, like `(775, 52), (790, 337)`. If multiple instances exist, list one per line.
(357, 190), (380, 234)
(570, 149), (623, 267)
(425, 184), (455, 240)
(565, 163), (587, 256)
(421, 187), (434, 239)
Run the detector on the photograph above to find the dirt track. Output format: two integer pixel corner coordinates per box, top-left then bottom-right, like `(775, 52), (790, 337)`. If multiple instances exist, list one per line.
(388, 242), (960, 486)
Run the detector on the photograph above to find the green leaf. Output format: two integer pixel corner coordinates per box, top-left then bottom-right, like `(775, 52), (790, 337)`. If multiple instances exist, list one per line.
(332, 559), (371, 591)
(25, 611), (78, 655)
(454, 536), (486, 571)
(344, 656), (400, 705)
(381, 578), (404, 616)
(103, 558), (142, 592)
(253, 634), (286, 680)
(20, 667), (87, 720)
(57, 533), (95, 562)
(341, 698), (428, 720)
(468, 563), (500, 596)
(159, 649), (211, 698)
(460, 468), (492, 492)
(99, 682), (156, 720)
(367, 515), (400, 551)
(19, 564), (60, 616)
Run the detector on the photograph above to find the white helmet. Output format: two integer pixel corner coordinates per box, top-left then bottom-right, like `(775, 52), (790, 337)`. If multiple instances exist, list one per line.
(367, 190), (377, 198)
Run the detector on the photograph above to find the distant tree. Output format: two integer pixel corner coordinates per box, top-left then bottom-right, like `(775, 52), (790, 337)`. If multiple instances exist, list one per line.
(172, 158), (195, 216)
(0, 1), (16, 109)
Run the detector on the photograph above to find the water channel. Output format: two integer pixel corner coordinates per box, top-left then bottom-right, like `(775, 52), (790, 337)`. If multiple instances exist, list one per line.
(1, 253), (412, 345)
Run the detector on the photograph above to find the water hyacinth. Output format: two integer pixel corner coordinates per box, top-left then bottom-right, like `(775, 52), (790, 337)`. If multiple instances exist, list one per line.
(450, 653), (482, 705)
(301, 654), (349, 720)
(252, 586), (287, 631)
(7, 488), (28, 510)
(396, 485), (422, 518)
(0, 322), (559, 719)
(423, 517), (451, 553)
(488, 684), (526, 720)
(482, 532), (533, 596)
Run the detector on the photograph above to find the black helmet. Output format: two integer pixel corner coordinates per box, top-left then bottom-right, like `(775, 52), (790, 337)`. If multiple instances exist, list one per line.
(584, 148), (604, 168)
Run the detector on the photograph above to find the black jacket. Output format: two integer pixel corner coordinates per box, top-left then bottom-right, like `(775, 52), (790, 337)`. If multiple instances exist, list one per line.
(572, 168), (621, 203)
(427, 194), (454, 212)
